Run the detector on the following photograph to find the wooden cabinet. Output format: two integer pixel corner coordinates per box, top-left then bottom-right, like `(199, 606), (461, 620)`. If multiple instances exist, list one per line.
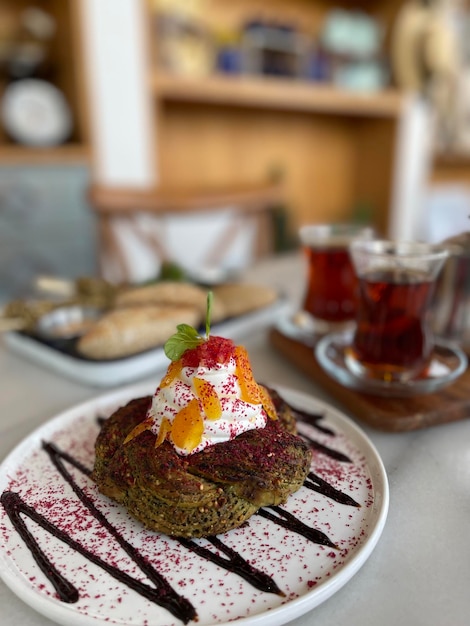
(153, 75), (403, 236)
(431, 154), (470, 186)
(147, 0), (408, 236)
(0, 0), (412, 233)
(0, 0), (89, 164)
(0, 0), (408, 235)
(5, 0), (414, 238)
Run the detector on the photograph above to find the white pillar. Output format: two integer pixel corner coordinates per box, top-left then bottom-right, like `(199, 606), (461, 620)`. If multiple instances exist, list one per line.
(78, 0), (157, 186)
(388, 94), (433, 240)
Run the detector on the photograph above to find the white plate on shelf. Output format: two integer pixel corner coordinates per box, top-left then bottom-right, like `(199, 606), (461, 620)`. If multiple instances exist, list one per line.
(0, 384), (389, 626)
(3, 298), (290, 388)
(1, 79), (72, 147)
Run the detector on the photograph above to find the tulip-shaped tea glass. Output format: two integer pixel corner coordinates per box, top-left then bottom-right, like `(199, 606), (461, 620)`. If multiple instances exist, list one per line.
(346, 240), (449, 382)
(299, 223), (374, 334)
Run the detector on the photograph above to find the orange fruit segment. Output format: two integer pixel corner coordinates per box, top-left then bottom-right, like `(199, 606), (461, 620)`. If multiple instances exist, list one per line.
(171, 398), (204, 453)
(160, 360), (182, 389)
(194, 377), (222, 420)
(234, 346), (261, 405)
(155, 416), (172, 448)
(258, 385), (278, 420)
(123, 418), (153, 444)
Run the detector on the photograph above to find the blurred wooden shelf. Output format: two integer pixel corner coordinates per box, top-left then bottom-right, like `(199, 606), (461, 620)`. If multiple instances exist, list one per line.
(0, 143), (90, 166)
(431, 151), (470, 184)
(152, 72), (404, 118)
(0, 0), (89, 166)
(145, 0), (408, 235)
(434, 152), (470, 167)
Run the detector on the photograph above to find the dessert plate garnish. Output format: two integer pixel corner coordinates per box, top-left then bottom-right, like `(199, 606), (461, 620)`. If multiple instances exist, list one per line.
(95, 294), (311, 540)
(316, 331), (467, 397)
(0, 383), (388, 626)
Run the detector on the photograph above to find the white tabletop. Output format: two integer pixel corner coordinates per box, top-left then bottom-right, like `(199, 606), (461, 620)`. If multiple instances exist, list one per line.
(0, 253), (469, 626)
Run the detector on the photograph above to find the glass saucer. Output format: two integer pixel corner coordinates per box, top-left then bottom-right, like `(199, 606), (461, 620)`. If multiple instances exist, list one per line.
(276, 312), (356, 348)
(315, 331), (468, 397)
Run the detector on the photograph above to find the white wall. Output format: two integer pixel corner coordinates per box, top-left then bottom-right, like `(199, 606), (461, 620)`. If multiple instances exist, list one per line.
(388, 95), (434, 240)
(79, 0), (157, 187)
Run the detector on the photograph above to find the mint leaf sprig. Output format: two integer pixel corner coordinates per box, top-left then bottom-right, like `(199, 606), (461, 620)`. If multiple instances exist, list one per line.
(164, 324), (203, 361)
(164, 291), (213, 361)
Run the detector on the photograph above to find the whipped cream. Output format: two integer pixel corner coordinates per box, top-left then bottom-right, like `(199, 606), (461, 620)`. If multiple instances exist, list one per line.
(146, 355), (268, 456)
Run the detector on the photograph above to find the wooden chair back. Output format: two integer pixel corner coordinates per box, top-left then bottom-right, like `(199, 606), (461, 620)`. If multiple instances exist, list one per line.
(88, 182), (284, 284)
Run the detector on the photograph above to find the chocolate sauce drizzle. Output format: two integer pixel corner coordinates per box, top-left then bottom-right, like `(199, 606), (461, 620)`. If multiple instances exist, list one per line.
(1, 401), (361, 624)
(305, 472), (360, 508)
(258, 505), (337, 549)
(283, 396), (353, 463)
(3, 441), (196, 623)
(1, 491), (80, 603)
(289, 406), (336, 436)
(178, 535), (284, 596)
(301, 434), (352, 463)
(1, 490), (197, 622)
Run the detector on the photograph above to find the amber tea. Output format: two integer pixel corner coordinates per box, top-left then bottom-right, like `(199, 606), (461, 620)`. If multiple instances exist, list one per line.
(349, 270), (436, 379)
(347, 239), (449, 382)
(299, 224), (373, 329)
(303, 245), (358, 322)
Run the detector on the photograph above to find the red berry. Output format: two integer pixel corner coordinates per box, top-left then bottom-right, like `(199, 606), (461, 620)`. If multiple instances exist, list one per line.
(182, 336), (235, 368)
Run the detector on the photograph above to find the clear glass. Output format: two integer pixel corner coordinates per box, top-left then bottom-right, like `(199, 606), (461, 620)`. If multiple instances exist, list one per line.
(298, 223), (374, 334)
(432, 242), (470, 349)
(346, 239), (449, 382)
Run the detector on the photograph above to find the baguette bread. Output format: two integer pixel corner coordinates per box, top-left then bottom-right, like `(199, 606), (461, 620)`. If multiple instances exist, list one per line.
(77, 304), (201, 360)
(213, 283), (278, 318)
(115, 281), (207, 310)
(115, 280), (227, 322)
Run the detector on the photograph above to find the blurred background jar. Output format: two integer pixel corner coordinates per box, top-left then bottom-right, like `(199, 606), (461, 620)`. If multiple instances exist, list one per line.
(433, 232), (470, 351)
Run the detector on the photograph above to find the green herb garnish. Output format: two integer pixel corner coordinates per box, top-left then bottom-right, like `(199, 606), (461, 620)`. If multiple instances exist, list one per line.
(205, 291), (213, 339)
(164, 324), (203, 361)
(163, 291), (214, 361)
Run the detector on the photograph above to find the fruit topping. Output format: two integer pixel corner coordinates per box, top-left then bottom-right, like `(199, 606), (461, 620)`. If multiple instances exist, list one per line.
(171, 398), (204, 452)
(194, 377), (223, 420)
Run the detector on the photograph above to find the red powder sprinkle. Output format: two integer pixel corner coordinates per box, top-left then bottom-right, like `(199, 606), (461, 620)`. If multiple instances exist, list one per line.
(182, 336), (235, 368)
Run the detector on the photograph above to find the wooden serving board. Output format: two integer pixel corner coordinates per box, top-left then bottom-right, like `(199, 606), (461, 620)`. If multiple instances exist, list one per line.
(269, 327), (470, 432)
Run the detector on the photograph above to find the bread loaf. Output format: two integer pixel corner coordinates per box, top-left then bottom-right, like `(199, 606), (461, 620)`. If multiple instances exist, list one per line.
(115, 281), (207, 310)
(213, 283), (278, 318)
(115, 280), (227, 322)
(77, 304), (201, 360)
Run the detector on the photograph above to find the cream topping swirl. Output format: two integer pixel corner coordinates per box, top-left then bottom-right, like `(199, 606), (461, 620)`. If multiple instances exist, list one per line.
(146, 355), (268, 456)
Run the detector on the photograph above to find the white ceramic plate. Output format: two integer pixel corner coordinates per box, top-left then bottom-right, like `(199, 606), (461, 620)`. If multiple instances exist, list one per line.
(1, 79), (72, 146)
(0, 384), (389, 626)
